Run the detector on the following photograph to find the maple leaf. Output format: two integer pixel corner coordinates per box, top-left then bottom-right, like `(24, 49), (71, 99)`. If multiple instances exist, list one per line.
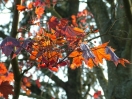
(72, 55), (84, 67)
(48, 16), (59, 29)
(92, 42), (111, 64)
(85, 58), (95, 68)
(4, 73), (14, 82)
(80, 43), (95, 60)
(26, 89), (31, 95)
(12, 39), (32, 59)
(27, 2), (33, 9)
(70, 63), (77, 69)
(36, 79), (41, 88)
(17, 5), (26, 11)
(0, 63), (7, 75)
(0, 92), (3, 97)
(0, 37), (20, 56)
(118, 58), (130, 66)
(93, 91), (101, 99)
(0, 81), (14, 99)
(49, 66), (58, 72)
(64, 26), (85, 37)
(35, 6), (44, 18)
(69, 50), (82, 57)
(58, 60), (69, 67)
(71, 15), (78, 27)
(105, 46), (119, 66)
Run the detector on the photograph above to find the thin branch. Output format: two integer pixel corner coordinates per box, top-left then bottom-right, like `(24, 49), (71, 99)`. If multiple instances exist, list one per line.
(10, 0), (21, 99)
(87, 16), (126, 42)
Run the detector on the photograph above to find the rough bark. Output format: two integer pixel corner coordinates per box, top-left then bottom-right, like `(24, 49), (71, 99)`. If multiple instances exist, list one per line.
(88, 0), (132, 99)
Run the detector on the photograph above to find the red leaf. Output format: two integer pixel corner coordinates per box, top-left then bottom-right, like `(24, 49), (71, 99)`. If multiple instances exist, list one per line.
(93, 91), (101, 99)
(36, 79), (41, 88)
(0, 81), (14, 99)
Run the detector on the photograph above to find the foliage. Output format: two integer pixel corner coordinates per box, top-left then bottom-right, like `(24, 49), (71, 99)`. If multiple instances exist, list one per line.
(0, 0), (130, 99)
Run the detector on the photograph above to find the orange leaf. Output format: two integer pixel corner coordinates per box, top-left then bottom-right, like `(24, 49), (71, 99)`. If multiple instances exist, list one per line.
(56, 38), (66, 44)
(85, 58), (95, 68)
(92, 42), (111, 64)
(26, 89), (31, 95)
(73, 27), (84, 33)
(27, 2), (33, 9)
(4, 73), (14, 82)
(0, 92), (3, 97)
(0, 81), (14, 99)
(72, 56), (83, 67)
(119, 58), (130, 66)
(25, 82), (31, 87)
(69, 51), (82, 57)
(49, 67), (58, 72)
(29, 51), (38, 60)
(17, 5), (26, 11)
(35, 7), (44, 18)
(70, 63), (76, 69)
(0, 63), (7, 75)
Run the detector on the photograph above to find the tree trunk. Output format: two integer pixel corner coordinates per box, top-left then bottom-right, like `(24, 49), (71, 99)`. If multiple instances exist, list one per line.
(88, 0), (132, 99)
(57, 1), (83, 99)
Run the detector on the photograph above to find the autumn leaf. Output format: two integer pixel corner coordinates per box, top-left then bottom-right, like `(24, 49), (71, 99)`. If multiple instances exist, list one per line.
(27, 2), (33, 9)
(73, 27), (84, 34)
(49, 66), (58, 72)
(48, 16), (59, 29)
(73, 56), (83, 67)
(35, 7), (44, 18)
(69, 50), (82, 57)
(4, 73), (14, 82)
(63, 26), (85, 38)
(0, 63), (7, 75)
(29, 51), (38, 60)
(36, 79), (41, 88)
(70, 63), (77, 69)
(118, 58), (130, 66)
(26, 89), (31, 95)
(105, 46), (119, 66)
(80, 43), (95, 60)
(85, 58), (95, 68)
(93, 91), (101, 99)
(1, 37), (20, 56)
(0, 92), (3, 97)
(17, 5), (26, 11)
(92, 42), (111, 64)
(25, 82), (31, 87)
(0, 81), (14, 99)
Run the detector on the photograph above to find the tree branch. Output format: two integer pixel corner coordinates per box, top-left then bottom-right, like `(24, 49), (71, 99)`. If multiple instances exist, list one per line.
(10, 0), (21, 99)
(42, 69), (67, 90)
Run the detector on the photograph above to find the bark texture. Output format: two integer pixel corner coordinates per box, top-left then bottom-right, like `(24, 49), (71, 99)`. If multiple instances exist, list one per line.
(88, 0), (132, 99)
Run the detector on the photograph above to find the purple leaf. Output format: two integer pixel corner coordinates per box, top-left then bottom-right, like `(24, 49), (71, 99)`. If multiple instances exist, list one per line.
(22, 39), (32, 49)
(0, 37), (20, 56)
(105, 47), (119, 65)
(80, 43), (95, 59)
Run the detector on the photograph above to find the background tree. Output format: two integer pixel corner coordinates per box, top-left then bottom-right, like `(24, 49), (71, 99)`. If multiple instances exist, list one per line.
(0, 0), (132, 99)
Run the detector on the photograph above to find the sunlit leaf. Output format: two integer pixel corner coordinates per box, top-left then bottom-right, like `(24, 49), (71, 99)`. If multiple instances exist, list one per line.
(0, 63), (7, 75)
(35, 7), (44, 18)
(17, 5), (26, 11)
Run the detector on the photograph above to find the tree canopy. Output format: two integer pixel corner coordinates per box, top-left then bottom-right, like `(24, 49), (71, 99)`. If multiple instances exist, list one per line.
(0, 0), (132, 99)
